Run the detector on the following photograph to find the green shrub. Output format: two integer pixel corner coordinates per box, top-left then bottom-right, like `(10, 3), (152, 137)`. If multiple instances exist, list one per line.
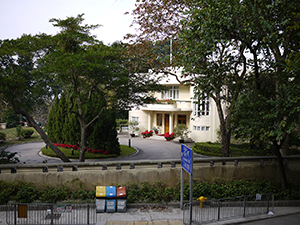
(16, 125), (25, 138)
(0, 147), (20, 164)
(0, 132), (6, 141)
(192, 142), (222, 157)
(192, 142), (275, 157)
(0, 179), (299, 204)
(23, 130), (34, 138)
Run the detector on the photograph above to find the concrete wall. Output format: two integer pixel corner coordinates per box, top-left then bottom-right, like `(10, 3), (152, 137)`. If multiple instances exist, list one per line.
(0, 159), (299, 191)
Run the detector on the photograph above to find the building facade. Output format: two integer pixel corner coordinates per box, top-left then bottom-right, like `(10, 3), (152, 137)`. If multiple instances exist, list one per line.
(128, 69), (221, 142)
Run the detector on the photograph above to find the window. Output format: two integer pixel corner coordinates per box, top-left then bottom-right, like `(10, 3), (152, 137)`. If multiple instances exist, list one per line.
(162, 86), (179, 99)
(131, 117), (139, 123)
(157, 114), (162, 126)
(193, 126), (210, 131)
(178, 115), (186, 125)
(194, 96), (210, 116)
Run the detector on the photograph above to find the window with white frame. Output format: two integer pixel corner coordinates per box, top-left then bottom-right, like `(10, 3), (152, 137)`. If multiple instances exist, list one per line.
(194, 95), (210, 116)
(193, 126), (210, 131)
(161, 86), (179, 99)
(131, 117), (139, 123)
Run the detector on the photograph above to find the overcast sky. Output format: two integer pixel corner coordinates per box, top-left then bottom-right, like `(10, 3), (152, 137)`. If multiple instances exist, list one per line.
(0, 0), (137, 45)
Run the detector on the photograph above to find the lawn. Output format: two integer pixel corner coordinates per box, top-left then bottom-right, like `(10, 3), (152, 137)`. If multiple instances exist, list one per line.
(41, 145), (136, 159)
(0, 127), (42, 146)
(192, 142), (300, 157)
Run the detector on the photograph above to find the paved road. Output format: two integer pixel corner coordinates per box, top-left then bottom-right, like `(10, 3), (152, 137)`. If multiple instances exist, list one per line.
(240, 213), (300, 225)
(5, 133), (202, 164)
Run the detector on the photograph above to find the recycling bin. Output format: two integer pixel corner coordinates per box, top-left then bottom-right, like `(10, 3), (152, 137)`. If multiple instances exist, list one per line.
(117, 186), (126, 198)
(106, 186), (116, 198)
(106, 199), (116, 213)
(117, 199), (127, 212)
(96, 198), (106, 213)
(96, 186), (106, 213)
(96, 186), (106, 198)
(117, 186), (127, 212)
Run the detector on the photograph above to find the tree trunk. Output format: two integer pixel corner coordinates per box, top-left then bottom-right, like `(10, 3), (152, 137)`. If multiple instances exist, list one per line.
(280, 134), (290, 156)
(221, 127), (231, 157)
(215, 98), (231, 157)
(15, 108), (71, 163)
(79, 125), (87, 162)
(272, 140), (288, 191)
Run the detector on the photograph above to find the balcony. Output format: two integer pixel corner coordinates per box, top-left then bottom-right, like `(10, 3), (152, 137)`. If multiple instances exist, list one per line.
(141, 100), (192, 112)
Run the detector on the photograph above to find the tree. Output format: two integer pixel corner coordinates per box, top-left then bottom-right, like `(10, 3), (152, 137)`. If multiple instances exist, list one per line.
(0, 36), (71, 162)
(128, 0), (246, 157)
(62, 96), (80, 145)
(40, 14), (162, 161)
(129, 0), (300, 190)
(47, 95), (59, 143)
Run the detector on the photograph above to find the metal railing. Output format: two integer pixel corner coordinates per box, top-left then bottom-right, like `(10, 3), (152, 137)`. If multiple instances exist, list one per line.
(183, 193), (274, 224)
(0, 156), (299, 174)
(5, 203), (96, 225)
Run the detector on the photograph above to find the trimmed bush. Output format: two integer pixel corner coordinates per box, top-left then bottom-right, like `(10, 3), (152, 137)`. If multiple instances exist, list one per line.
(0, 132), (6, 141)
(23, 130), (34, 138)
(1, 179), (299, 204)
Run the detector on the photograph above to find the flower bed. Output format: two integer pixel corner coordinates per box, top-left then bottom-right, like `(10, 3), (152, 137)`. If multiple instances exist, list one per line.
(53, 143), (109, 155)
(141, 130), (153, 138)
(164, 132), (175, 141)
(156, 99), (176, 104)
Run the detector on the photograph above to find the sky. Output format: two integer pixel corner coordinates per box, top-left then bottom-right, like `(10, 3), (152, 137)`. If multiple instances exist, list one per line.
(0, 0), (137, 45)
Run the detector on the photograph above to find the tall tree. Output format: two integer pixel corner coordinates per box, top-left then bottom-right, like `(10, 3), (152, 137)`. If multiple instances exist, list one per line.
(128, 0), (246, 156)
(40, 14), (162, 161)
(0, 36), (70, 162)
(46, 95), (59, 143)
(229, 0), (300, 190)
(62, 95), (80, 145)
(128, 0), (300, 190)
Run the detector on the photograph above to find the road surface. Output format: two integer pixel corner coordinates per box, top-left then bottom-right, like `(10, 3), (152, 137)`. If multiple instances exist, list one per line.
(5, 133), (203, 164)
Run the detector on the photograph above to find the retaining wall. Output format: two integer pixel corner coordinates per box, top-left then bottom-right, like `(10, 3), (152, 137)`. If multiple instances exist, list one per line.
(0, 156), (299, 190)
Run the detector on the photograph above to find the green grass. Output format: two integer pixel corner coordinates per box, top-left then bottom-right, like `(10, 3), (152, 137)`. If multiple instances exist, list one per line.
(41, 144), (136, 159)
(192, 142), (300, 157)
(0, 127), (42, 146)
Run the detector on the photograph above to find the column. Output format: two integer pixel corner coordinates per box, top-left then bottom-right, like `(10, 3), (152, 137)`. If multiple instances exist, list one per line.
(169, 112), (173, 133)
(147, 111), (151, 131)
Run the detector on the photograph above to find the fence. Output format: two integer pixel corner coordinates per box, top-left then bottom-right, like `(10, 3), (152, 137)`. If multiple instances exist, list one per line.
(5, 203), (96, 225)
(183, 193), (274, 224)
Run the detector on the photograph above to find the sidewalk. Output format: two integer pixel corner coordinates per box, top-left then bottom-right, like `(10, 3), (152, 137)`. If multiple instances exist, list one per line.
(96, 206), (300, 225)
(1, 205), (300, 225)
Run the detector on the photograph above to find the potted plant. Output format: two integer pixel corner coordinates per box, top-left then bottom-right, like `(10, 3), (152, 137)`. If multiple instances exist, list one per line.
(174, 124), (190, 143)
(164, 132), (175, 141)
(141, 130), (153, 138)
(152, 126), (160, 134)
(128, 121), (139, 137)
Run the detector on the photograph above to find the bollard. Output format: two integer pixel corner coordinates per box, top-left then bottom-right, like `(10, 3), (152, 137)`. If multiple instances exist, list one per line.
(197, 196), (207, 208)
(128, 139), (131, 148)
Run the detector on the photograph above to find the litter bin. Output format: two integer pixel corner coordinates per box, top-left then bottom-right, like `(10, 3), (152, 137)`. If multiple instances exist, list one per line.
(96, 186), (106, 213)
(117, 186), (126, 198)
(117, 186), (127, 212)
(106, 199), (116, 213)
(106, 186), (116, 198)
(106, 186), (117, 212)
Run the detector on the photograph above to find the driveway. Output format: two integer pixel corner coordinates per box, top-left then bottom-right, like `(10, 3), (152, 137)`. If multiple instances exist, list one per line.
(5, 133), (202, 164)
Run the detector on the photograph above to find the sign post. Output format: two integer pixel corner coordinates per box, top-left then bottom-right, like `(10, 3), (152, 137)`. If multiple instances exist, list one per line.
(181, 144), (193, 225)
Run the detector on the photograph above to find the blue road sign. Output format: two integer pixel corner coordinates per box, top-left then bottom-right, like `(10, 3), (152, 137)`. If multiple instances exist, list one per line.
(181, 144), (193, 174)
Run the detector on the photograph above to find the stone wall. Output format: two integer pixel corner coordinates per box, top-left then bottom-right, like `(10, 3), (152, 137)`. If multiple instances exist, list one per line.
(0, 160), (299, 190)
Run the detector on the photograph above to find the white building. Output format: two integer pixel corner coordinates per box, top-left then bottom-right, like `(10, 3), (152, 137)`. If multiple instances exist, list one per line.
(128, 68), (220, 142)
